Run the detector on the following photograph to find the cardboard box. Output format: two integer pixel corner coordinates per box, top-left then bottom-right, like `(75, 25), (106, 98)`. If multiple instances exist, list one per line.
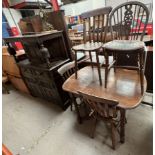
(8, 75), (29, 94)
(2, 46), (21, 77)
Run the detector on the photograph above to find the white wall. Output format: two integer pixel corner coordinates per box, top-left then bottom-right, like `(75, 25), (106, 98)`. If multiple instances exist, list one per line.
(128, 0), (152, 4)
(61, 0), (105, 16)
(61, 0), (151, 16)
(105, 0), (127, 8)
(105, 0), (153, 21)
(105, 0), (153, 7)
(8, 0), (46, 6)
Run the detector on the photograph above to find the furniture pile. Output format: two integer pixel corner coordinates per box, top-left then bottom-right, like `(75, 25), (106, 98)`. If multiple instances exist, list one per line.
(61, 1), (151, 149)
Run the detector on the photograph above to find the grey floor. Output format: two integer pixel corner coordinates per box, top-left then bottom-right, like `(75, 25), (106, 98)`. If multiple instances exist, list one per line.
(3, 86), (153, 155)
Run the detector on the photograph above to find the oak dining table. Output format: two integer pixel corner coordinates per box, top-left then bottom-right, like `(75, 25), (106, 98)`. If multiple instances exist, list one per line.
(62, 66), (147, 143)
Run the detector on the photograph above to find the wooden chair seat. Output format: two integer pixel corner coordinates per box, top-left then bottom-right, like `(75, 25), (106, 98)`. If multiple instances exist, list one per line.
(71, 32), (117, 63)
(103, 40), (145, 52)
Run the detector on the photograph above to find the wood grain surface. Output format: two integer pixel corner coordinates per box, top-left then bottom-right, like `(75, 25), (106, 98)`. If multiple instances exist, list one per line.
(63, 66), (147, 109)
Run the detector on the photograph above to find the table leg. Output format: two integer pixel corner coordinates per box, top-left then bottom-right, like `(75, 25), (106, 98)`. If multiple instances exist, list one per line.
(89, 51), (93, 68)
(120, 108), (126, 143)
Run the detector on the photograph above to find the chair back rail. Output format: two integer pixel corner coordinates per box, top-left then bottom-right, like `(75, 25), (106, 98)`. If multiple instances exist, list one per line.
(57, 61), (75, 79)
(109, 1), (149, 41)
(80, 7), (112, 43)
(58, 61), (78, 113)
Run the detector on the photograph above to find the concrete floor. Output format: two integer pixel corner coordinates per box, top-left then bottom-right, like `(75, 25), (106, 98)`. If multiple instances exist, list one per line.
(3, 86), (153, 155)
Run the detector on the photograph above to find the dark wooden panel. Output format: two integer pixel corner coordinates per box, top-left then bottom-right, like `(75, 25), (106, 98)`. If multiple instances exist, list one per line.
(46, 10), (72, 60)
(19, 58), (70, 109)
(115, 53), (138, 66)
(145, 47), (153, 93)
(3, 15), (72, 110)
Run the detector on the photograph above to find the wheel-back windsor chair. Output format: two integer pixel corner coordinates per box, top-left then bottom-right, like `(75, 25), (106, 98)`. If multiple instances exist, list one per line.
(78, 91), (119, 149)
(103, 1), (149, 93)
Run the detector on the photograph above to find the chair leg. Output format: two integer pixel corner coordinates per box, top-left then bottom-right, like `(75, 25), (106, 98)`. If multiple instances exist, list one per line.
(70, 102), (73, 111)
(74, 51), (78, 79)
(140, 70), (144, 94)
(113, 51), (117, 73)
(139, 52), (144, 94)
(89, 51), (93, 68)
(105, 66), (108, 88)
(104, 51), (109, 88)
(95, 51), (102, 86)
(83, 102), (89, 117)
(69, 93), (73, 111)
(111, 121), (116, 150)
(91, 117), (98, 138)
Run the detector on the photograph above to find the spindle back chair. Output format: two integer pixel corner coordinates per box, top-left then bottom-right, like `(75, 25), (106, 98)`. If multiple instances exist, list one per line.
(58, 61), (76, 80)
(78, 91), (119, 149)
(73, 7), (114, 87)
(109, 1), (149, 41)
(58, 61), (77, 111)
(81, 7), (112, 43)
(104, 1), (149, 93)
